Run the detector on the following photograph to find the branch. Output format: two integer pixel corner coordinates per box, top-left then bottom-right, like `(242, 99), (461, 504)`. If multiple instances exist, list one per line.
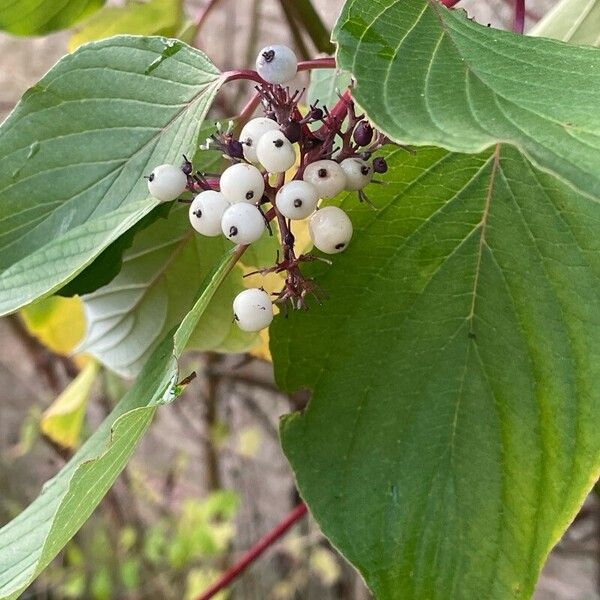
(195, 503), (308, 600)
(193, 0), (223, 49)
(283, 0), (335, 54)
(512, 0), (526, 34)
(222, 57), (336, 85)
(439, 0), (461, 7)
(278, 0), (312, 61)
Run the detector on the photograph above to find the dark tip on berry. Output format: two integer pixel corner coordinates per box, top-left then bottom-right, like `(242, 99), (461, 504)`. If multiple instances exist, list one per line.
(262, 49), (275, 63)
(273, 138), (284, 148)
(318, 168), (328, 178)
(229, 226), (238, 237)
(293, 198), (302, 208)
(234, 313), (239, 321)
(193, 209), (202, 218)
(246, 190), (254, 200)
(372, 157), (388, 174)
(243, 137), (252, 147)
(335, 242), (345, 250)
(147, 173), (155, 182)
(361, 165), (371, 176)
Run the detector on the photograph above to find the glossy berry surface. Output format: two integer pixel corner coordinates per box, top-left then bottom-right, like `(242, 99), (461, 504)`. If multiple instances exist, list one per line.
(302, 160), (347, 199)
(221, 203), (265, 244)
(233, 288), (273, 332)
(147, 164), (187, 202)
(255, 44), (298, 85)
(340, 157), (373, 191)
(276, 180), (319, 220)
(256, 130), (296, 173)
(219, 163), (265, 204)
(308, 206), (353, 254)
(188, 191), (229, 237)
(239, 117), (279, 163)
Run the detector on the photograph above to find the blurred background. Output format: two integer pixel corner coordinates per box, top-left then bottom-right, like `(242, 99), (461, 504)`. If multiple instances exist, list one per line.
(1, 1), (599, 598)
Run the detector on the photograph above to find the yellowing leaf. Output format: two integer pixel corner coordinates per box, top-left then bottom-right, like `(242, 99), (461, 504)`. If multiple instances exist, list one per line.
(236, 426), (262, 458)
(21, 296), (85, 356)
(40, 361), (98, 449)
(69, 0), (184, 52)
(309, 548), (341, 586)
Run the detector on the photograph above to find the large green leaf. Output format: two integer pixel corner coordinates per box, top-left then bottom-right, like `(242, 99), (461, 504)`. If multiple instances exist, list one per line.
(273, 144), (600, 599)
(0, 36), (222, 316)
(333, 0), (600, 198)
(531, 0), (600, 47)
(0, 246), (240, 600)
(307, 67), (353, 109)
(78, 205), (262, 378)
(0, 0), (104, 35)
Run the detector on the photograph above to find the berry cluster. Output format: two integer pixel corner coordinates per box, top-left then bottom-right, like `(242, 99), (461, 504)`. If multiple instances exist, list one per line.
(145, 45), (390, 333)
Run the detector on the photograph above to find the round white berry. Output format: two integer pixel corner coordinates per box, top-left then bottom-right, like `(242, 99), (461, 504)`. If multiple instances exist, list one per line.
(147, 164), (187, 202)
(275, 180), (319, 220)
(239, 117), (279, 163)
(256, 130), (296, 173)
(308, 206), (353, 254)
(233, 288), (273, 332)
(302, 160), (347, 199)
(256, 44), (298, 85)
(219, 163), (265, 204)
(221, 203), (265, 244)
(188, 191), (230, 237)
(340, 157), (373, 191)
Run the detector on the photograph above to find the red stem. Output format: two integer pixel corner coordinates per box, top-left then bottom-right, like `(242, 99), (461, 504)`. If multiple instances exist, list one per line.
(512, 0), (525, 33)
(439, 0), (461, 6)
(222, 57), (336, 85)
(195, 503), (308, 600)
(193, 0), (223, 48)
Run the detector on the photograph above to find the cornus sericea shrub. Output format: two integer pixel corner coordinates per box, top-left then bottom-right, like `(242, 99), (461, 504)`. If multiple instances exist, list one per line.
(146, 48), (390, 324)
(0, 0), (599, 598)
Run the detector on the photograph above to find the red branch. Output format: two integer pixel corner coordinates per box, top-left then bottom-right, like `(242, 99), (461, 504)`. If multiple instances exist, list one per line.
(222, 57), (336, 85)
(512, 0), (525, 33)
(193, 0), (223, 48)
(439, 0), (461, 7)
(195, 503), (308, 600)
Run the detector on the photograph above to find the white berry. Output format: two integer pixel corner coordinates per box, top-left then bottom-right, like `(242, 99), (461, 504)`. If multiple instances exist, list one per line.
(239, 117), (279, 163)
(219, 163), (265, 204)
(233, 288), (273, 332)
(189, 191), (229, 237)
(275, 180), (319, 220)
(221, 203), (265, 244)
(308, 206), (353, 254)
(147, 164), (187, 202)
(256, 45), (298, 85)
(256, 130), (296, 173)
(302, 160), (347, 199)
(340, 157), (373, 191)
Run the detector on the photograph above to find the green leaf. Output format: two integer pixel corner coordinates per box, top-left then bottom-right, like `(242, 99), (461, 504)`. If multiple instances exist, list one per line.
(0, 246), (238, 600)
(59, 119), (225, 298)
(57, 202), (173, 297)
(333, 0), (600, 198)
(0, 36), (222, 317)
(530, 0), (600, 47)
(40, 360), (99, 449)
(273, 145), (600, 599)
(307, 67), (353, 109)
(69, 0), (184, 51)
(0, 0), (104, 35)
(78, 205), (258, 378)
